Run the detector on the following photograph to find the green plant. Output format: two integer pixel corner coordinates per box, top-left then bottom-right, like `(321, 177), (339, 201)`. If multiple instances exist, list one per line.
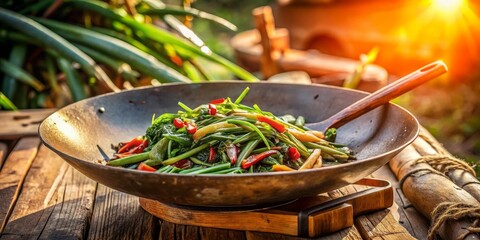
(0, 0), (258, 109)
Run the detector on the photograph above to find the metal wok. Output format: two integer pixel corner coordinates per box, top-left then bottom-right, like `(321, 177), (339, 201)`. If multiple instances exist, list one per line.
(39, 82), (418, 207)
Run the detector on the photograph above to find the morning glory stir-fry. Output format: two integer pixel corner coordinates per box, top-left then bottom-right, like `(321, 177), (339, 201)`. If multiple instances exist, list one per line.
(107, 87), (355, 174)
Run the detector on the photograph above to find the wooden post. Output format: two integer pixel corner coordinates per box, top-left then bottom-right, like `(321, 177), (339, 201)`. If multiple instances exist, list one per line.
(252, 6), (290, 79)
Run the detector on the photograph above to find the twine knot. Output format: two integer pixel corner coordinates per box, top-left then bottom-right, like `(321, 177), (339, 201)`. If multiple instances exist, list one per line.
(428, 202), (480, 240)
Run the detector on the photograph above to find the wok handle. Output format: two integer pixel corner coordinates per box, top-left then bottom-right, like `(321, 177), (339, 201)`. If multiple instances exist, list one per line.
(297, 178), (393, 237)
(316, 60), (448, 132)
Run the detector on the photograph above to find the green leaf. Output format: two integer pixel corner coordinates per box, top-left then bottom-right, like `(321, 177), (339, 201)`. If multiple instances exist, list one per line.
(62, 0), (258, 81)
(0, 58), (45, 91)
(0, 91), (17, 110)
(0, 7), (119, 92)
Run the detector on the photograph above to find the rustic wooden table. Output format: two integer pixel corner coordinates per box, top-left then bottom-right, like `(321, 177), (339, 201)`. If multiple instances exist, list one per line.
(0, 109), (430, 239)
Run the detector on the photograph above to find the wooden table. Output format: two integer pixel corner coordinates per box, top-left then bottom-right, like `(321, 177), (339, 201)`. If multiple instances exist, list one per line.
(0, 109), (430, 239)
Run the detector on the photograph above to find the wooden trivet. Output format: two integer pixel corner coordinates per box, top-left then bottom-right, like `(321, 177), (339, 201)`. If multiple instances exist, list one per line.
(139, 178), (392, 238)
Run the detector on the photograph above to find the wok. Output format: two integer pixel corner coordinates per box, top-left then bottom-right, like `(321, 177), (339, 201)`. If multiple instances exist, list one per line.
(39, 82), (418, 207)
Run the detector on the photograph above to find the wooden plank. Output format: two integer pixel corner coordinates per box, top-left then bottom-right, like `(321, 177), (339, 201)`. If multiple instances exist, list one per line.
(158, 220), (232, 240)
(200, 227), (246, 240)
(245, 226), (362, 240)
(1, 144), (97, 239)
(0, 142), (8, 170)
(87, 184), (158, 240)
(371, 165), (429, 239)
(174, 223), (200, 240)
(0, 137), (40, 234)
(355, 209), (415, 240)
(0, 109), (55, 140)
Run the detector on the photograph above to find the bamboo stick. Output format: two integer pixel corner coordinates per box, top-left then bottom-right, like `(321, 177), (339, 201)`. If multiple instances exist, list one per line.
(389, 145), (479, 239)
(413, 127), (480, 202)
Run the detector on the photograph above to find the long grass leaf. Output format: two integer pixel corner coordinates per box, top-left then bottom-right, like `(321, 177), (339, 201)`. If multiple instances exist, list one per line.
(35, 17), (191, 83)
(62, 0), (258, 81)
(57, 57), (87, 101)
(1, 43), (27, 99)
(76, 44), (139, 82)
(138, 6), (237, 31)
(89, 26), (184, 72)
(0, 91), (17, 110)
(0, 7), (119, 92)
(0, 59), (45, 91)
(45, 55), (60, 94)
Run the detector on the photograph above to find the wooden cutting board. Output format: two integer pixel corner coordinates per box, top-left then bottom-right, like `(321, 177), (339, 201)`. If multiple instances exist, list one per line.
(139, 178), (393, 238)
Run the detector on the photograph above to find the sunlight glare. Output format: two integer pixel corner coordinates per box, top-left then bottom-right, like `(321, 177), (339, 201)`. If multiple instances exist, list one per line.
(434, 0), (464, 14)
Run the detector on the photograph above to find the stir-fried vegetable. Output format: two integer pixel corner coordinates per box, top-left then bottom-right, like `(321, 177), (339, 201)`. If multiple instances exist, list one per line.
(107, 87), (355, 173)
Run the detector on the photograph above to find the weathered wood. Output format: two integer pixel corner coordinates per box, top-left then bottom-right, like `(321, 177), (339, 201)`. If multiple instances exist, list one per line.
(0, 137), (40, 235)
(1, 144), (97, 239)
(389, 145), (480, 240)
(244, 226), (362, 240)
(0, 142), (8, 170)
(371, 166), (429, 239)
(355, 209), (415, 240)
(174, 223), (200, 240)
(253, 6), (285, 78)
(87, 184), (158, 240)
(413, 128), (480, 202)
(0, 109), (55, 140)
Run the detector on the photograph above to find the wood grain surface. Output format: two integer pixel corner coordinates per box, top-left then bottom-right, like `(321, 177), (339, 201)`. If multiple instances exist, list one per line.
(0, 109), (432, 240)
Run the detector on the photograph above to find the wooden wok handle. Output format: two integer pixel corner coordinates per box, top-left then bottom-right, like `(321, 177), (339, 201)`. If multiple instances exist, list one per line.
(318, 60), (448, 132)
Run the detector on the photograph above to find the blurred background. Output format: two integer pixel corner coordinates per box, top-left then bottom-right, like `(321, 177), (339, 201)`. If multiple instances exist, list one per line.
(1, 0), (479, 174)
(177, 0), (480, 173)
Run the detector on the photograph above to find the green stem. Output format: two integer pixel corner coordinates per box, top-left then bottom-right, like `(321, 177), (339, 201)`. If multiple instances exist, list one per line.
(236, 139), (260, 167)
(147, 141), (216, 166)
(186, 162), (231, 174)
(107, 152), (150, 166)
(190, 157), (212, 166)
(234, 87), (250, 104)
(228, 119), (269, 149)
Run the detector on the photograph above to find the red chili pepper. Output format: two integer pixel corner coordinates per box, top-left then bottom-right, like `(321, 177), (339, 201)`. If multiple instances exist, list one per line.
(137, 163), (156, 172)
(210, 98), (225, 104)
(226, 144), (239, 164)
(257, 115), (286, 133)
(172, 159), (192, 169)
(118, 136), (147, 154)
(242, 150), (279, 169)
(170, 55), (183, 66)
(287, 147), (300, 161)
(173, 118), (185, 128)
(127, 139), (149, 154)
(208, 146), (216, 162)
(186, 122), (197, 134)
(208, 104), (217, 115)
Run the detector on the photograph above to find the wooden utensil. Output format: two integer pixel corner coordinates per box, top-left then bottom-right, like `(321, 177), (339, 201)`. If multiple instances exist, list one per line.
(307, 60), (448, 132)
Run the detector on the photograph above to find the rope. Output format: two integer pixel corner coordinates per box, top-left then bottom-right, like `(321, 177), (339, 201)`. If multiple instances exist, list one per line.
(416, 155), (477, 177)
(428, 202), (480, 240)
(398, 167), (448, 191)
(418, 132), (477, 177)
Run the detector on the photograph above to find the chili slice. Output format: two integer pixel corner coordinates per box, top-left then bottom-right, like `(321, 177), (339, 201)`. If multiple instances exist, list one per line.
(226, 144), (239, 164)
(241, 150), (279, 169)
(172, 159), (192, 169)
(257, 115), (286, 133)
(287, 147), (300, 161)
(210, 98), (225, 104)
(208, 146), (216, 162)
(208, 104), (217, 115)
(137, 162), (156, 172)
(118, 137), (147, 154)
(186, 122), (197, 134)
(173, 118), (185, 128)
